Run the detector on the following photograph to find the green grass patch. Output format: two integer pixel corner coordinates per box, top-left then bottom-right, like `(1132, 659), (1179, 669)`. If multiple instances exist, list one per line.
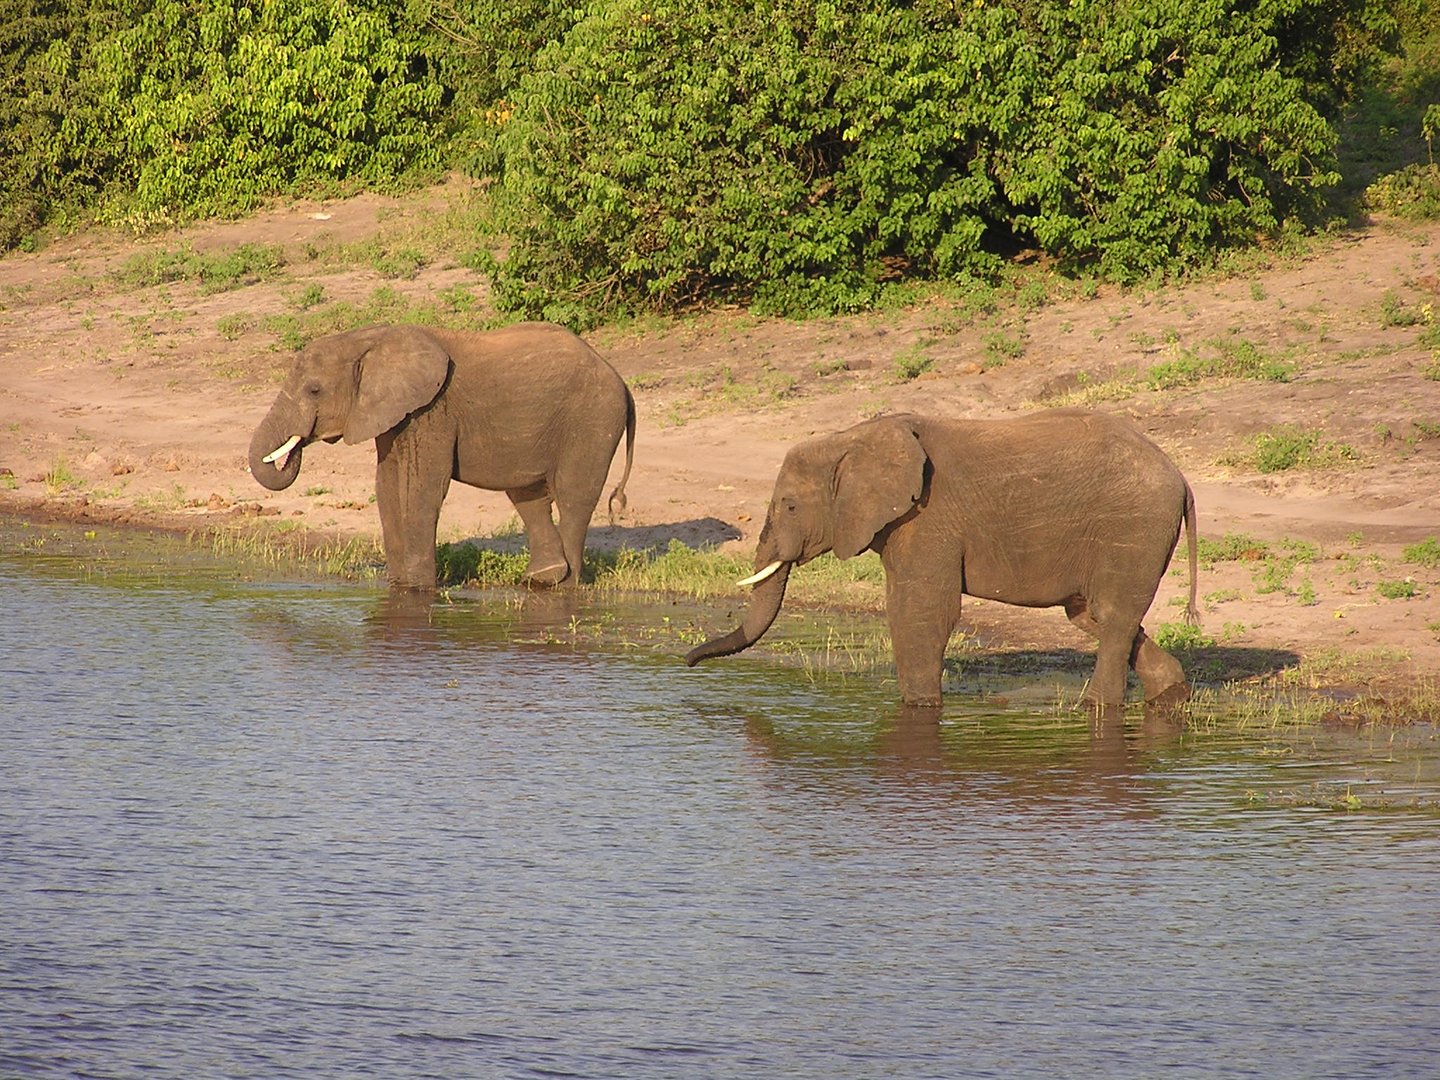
(982, 329), (1026, 368)
(1146, 338), (1297, 390)
(112, 243), (286, 294)
(593, 544), (885, 606)
(207, 527), (384, 579)
(264, 285), (499, 350)
(1198, 534), (1322, 599)
(436, 542), (529, 587)
(304, 190), (499, 274)
(1376, 579), (1419, 599)
(1045, 337), (1298, 406)
(44, 458), (82, 495)
(1251, 539), (1322, 597)
(1154, 621), (1215, 651)
(1245, 426), (1360, 473)
(1403, 536), (1440, 567)
(1380, 289), (1426, 327)
(215, 313), (257, 340)
(1196, 532), (1272, 564)
(892, 343), (935, 381)
(590, 542), (754, 597)
(431, 538), (890, 607)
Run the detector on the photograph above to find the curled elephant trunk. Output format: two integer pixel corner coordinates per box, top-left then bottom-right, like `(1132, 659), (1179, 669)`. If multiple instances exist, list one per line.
(248, 403), (307, 492)
(685, 560), (792, 666)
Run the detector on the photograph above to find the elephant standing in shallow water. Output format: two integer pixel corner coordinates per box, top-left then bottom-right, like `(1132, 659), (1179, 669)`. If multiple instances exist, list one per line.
(686, 409), (1198, 708)
(248, 322), (635, 590)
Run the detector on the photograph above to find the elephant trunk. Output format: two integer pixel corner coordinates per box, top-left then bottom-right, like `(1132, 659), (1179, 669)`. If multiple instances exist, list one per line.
(685, 560), (792, 666)
(248, 397), (307, 492)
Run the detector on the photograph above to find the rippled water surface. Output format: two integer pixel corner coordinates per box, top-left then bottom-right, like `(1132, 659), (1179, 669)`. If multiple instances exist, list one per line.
(3, 522), (1439, 1078)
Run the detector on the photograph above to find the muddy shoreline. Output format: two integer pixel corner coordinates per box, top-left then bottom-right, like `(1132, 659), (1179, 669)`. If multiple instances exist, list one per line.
(2, 181), (1438, 704)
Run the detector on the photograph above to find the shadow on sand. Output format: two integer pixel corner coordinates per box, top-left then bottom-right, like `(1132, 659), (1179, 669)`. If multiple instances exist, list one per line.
(947, 644), (1304, 698)
(450, 516), (743, 557)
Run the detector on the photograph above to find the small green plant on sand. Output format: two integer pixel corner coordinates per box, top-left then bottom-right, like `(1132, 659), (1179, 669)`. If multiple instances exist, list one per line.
(1197, 533), (1271, 564)
(1376, 579), (1418, 599)
(1247, 427), (1359, 473)
(1146, 338), (1296, 389)
(44, 459), (83, 495)
(982, 329), (1025, 368)
(113, 243), (286, 294)
(1154, 621), (1214, 651)
(215, 313), (256, 340)
(1403, 536), (1440, 567)
(892, 343), (935, 381)
(1380, 290), (1423, 327)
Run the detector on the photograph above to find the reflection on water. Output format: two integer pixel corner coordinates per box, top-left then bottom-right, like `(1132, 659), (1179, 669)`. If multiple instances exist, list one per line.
(2, 520), (1439, 1079)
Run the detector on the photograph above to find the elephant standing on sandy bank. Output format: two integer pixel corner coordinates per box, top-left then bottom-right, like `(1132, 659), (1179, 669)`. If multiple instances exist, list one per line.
(686, 409), (1198, 708)
(248, 322), (635, 590)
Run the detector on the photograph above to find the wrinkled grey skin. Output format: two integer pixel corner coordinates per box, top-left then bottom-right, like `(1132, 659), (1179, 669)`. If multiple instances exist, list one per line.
(686, 409), (1198, 708)
(248, 322), (635, 590)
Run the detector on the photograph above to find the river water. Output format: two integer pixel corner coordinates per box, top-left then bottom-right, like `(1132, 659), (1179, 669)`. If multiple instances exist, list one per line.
(3, 521), (1438, 1079)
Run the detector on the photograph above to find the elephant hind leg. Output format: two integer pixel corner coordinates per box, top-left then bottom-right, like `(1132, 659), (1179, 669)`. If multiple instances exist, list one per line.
(1131, 628), (1190, 705)
(507, 482), (569, 586)
(1066, 599), (1189, 706)
(1065, 598), (1135, 708)
(551, 457), (613, 589)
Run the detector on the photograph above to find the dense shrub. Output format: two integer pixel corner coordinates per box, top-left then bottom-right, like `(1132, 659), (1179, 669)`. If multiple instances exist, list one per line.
(0, 0), (1410, 309)
(485, 0), (1400, 323)
(89, 0), (444, 223)
(0, 0), (442, 244)
(0, 1), (122, 247)
(408, 0), (581, 173)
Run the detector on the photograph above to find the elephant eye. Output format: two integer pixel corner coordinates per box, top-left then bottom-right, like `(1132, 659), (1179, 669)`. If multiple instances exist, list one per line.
(305, 382), (323, 397)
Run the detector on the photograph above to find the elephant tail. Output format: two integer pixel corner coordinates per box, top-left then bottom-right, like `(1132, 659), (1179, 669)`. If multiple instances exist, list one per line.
(1182, 480), (1201, 625)
(606, 384), (637, 522)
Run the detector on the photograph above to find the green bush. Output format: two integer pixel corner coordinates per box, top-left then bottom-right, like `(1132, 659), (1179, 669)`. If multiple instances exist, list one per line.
(485, 0), (1395, 324)
(1364, 164), (1440, 219)
(0, 0), (1406, 304)
(0, 0), (442, 245)
(0, 1), (119, 247)
(410, 0), (582, 174)
(87, 0), (444, 223)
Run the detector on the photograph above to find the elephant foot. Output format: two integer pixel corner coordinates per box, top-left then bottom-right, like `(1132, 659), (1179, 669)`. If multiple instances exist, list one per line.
(899, 691), (943, 708)
(1080, 686), (1126, 711)
(1145, 680), (1192, 708)
(522, 559), (570, 588)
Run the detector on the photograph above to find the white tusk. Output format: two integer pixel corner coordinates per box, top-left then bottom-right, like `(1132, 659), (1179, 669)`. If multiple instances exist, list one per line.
(262, 435), (303, 468)
(736, 560), (784, 587)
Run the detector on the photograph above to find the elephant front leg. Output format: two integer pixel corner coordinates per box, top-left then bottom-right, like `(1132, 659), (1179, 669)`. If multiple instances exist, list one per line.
(375, 430), (449, 590)
(506, 482), (570, 587)
(883, 569), (960, 707)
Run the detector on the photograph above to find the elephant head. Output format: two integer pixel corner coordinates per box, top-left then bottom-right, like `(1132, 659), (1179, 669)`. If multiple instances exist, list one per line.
(248, 326), (452, 491)
(686, 416), (927, 665)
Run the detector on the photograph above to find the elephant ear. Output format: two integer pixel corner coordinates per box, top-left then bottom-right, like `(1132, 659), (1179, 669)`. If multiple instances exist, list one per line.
(343, 326), (452, 444)
(832, 418), (927, 559)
